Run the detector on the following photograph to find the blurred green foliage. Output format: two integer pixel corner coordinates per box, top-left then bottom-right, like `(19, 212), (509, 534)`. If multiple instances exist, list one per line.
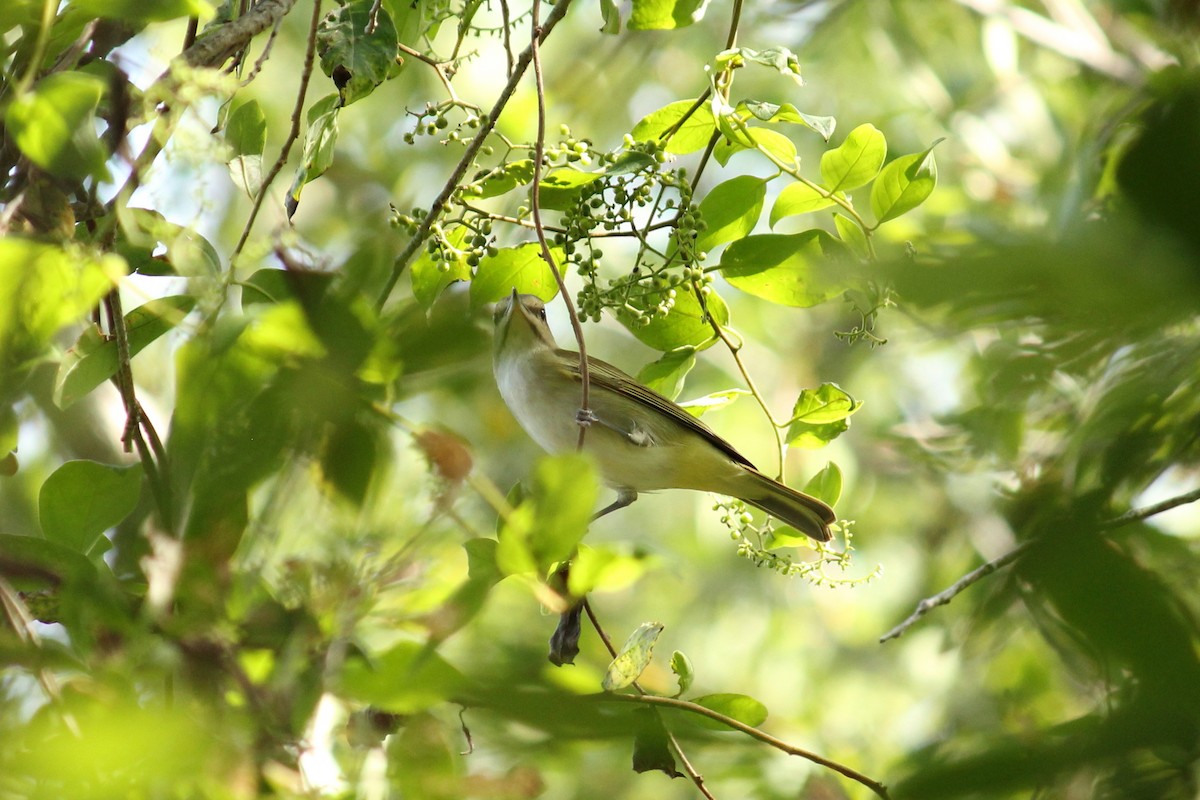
(2, 1), (1200, 799)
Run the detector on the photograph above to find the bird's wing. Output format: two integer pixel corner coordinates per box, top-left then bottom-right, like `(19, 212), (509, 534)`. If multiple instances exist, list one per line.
(557, 348), (757, 470)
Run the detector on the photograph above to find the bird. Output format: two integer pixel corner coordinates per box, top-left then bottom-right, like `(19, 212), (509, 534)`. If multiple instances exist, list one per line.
(492, 290), (835, 542)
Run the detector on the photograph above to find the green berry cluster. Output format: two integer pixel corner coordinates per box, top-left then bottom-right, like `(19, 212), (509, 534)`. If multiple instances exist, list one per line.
(544, 147), (720, 326)
(390, 205), (497, 271)
(402, 100), (486, 146)
(712, 498), (873, 586)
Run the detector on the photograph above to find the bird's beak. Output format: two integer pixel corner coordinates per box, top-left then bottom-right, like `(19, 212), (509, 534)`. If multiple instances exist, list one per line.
(493, 288), (519, 328)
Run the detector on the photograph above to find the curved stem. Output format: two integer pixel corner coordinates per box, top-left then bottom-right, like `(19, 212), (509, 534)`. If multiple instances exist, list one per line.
(603, 693), (891, 799)
(232, 0), (322, 259)
(528, 0), (590, 450)
(375, 0), (574, 311)
(880, 485), (1200, 642)
(13, 0), (57, 97)
(583, 602), (716, 799)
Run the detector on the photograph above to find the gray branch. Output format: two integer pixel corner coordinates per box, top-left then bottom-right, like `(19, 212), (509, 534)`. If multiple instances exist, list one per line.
(181, 0), (299, 69)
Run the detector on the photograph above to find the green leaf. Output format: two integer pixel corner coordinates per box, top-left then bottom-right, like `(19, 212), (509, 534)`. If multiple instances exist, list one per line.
(737, 100), (835, 140)
(689, 693), (769, 730)
(788, 383), (861, 424)
(632, 708), (680, 777)
(714, 126), (796, 168)
(636, 347), (696, 401)
(670, 650), (694, 697)
(115, 207), (221, 276)
(870, 140), (941, 224)
(833, 212), (870, 259)
(567, 544), (653, 595)
(338, 641), (465, 713)
(225, 100), (267, 157)
(317, 0), (399, 106)
(411, 227), (470, 310)
(5, 72), (109, 181)
(54, 295), (197, 409)
(769, 181), (838, 226)
(241, 268), (333, 306)
(226, 100), (267, 198)
(229, 154), (262, 198)
(630, 100), (716, 155)
(475, 159), (535, 199)
(599, 0), (622, 32)
(629, 0), (710, 29)
(785, 383), (862, 448)
(286, 94), (341, 217)
(537, 168), (602, 211)
(720, 231), (847, 307)
(695, 176), (766, 252)
(70, 0), (212, 22)
(715, 46), (804, 85)
(0, 239), (117, 390)
(497, 454), (598, 575)
(604, 150), (658, 176)
(617, 287), (728, 351)
(39, 460), (143, 554)
(318, 418), (382, 505)
(469, 242), (559, 309)
(802, 462), (843, 506)
(677, 388), (750, 417)
(602, 621), (665, 692)
(820, 123), (886, 193)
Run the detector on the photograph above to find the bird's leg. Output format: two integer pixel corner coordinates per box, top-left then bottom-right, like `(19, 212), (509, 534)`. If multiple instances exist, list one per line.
(592, 488), (637, 521)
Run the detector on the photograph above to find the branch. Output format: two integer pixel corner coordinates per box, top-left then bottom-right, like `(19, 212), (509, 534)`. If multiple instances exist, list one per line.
(374, 0), (574, 311)
(179, 0), (299, 69)
(583, 602), (715, 799)
(602, 693), (891, 799)
(880, 485), (1200, 643)
(528, 0), (591, 450)
(879, 541), (1029, 643)
(1098, 485), (1200, 530)
(232, 0), (323, 257)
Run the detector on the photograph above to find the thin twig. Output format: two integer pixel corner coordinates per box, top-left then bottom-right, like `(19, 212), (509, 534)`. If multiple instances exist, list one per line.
(1098, 485), (1200, 530)
(499, 0), (515, 77)
(13, 0), (57, 96)
(374, 0), (574, 311)
(232, 0), (323, 258)
(240, 16), (284, 84)
(603, 693), (891, 799)
(398, 42), (461, 102)
(100, 293), (173, 528)
(528, 0), (590, 450)
(879, 542), (1030, 643)
(0, 577), (81, 737)
(102, 292), (139, 452)
(880, 485), (1200, 643)
(697, 297), (788, 478)
(582, 602), (715, 799)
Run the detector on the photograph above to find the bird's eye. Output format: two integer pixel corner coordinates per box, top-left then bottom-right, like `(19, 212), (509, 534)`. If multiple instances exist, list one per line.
(536, 308), (547, 321)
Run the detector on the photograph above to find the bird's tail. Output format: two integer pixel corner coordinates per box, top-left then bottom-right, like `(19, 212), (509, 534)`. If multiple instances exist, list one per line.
(738, 469), (836, 542)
